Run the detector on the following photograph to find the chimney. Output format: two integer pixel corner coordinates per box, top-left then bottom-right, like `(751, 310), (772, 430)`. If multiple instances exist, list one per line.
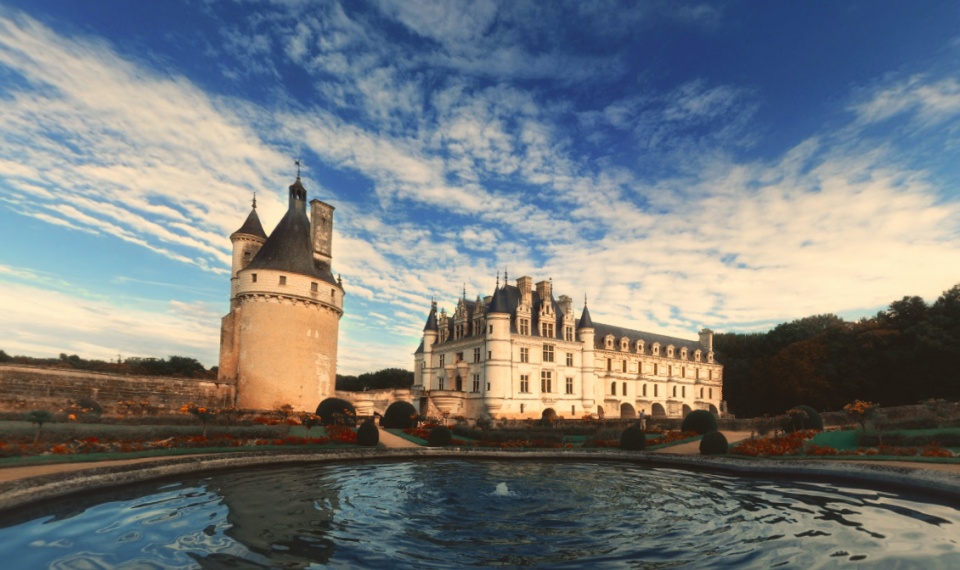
(558, 295), (573, 316)
(699, 329), (714, 352)
(310, 199), (334, 266)
(517, 276), (533, 307)
(535, 280), (552, 302)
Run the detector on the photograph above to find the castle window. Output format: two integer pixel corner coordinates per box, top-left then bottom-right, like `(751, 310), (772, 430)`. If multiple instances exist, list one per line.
(622, 360), (627, 373)
(488, 351), (492, 360)
(439, 354), (445, 367)
(652, 344), (660, 356)
(566, 377), (574, 394)
(654, 384), (658, 397)
(673, 386), (677, 397)
(611, 382), (616, 395)
(251, 273), (257, 283)
(607, 358), (612, 371)
(439, 378), (444, 390)
(695, 350), (702, 362)
(681, 348), (687, 360)
(622, 382), (627, 396)
(520, 347), (529, 363)
(681, 366), (686, 378)
(489, 325), (493, 334)
(311, 282), (318, 292)
(474, 348), (481, 363)
(621, 339), (629, 351)
(667, 346), (674, 357)
(519, 319), (530, 335)
(653, 363), (659, 376)
(642, 384), (647, 397)
(682, 386), (686, 398)
(520, 404), (525, 414)
(520, 375), (530, 393)
(472, 374), (480, 393)
(456, 352), (464, 363)
(487, 382), (491, 391)
(541, 322), (554, 338)
(709, 370), (713, 381)
(543, 344), (555, 363)
(564, 326), (573, 341)
(696, 368), (701, 379)
(243, 251), (250, 261)
(331, 289), (335, 299)
(606, 337), (613, 349)
(279, 275), (286, 285)
(709, 388), (713, 399)
(636, 341), (644, 353)
(700, 387), (704, 399)
(541, 370), (552, 393)
(669, 365), (673, 377)
(566, 353), (573, 367)
(571, 405), (576, 415)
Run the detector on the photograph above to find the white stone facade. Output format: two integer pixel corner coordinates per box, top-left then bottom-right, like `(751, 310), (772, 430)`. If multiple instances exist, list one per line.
(414, 276), (723, 420)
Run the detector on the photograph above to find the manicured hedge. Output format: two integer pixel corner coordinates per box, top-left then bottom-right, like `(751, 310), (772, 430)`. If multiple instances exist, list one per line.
(699, 430), (728, 455)
(382, 401), (419, 429)
(681, 410), (717, 435)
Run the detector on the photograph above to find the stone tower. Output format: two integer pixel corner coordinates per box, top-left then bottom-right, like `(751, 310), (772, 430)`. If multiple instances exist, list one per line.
(218, 177), (344, 412)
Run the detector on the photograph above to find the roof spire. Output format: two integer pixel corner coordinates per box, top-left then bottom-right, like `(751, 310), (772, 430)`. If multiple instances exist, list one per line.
(496, 271), (500, 289)
(295, 157), (301, 179)
(463, 283), (467, 299)
(252, 192), (257, 209)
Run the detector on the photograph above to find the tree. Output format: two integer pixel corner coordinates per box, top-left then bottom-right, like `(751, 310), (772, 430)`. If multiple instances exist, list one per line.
(26, 410), (53, 444)
(0, 349), (11, 362)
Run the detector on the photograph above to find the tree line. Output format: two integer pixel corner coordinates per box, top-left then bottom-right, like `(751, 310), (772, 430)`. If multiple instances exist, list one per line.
(336, 368), (414, 391)
(716, 284), (960, 418)
(0, 351), (216, 379)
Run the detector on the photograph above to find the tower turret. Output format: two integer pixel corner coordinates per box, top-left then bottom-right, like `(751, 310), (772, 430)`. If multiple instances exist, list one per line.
(483, 277), (512, 417)
(578, 299), (596, 414)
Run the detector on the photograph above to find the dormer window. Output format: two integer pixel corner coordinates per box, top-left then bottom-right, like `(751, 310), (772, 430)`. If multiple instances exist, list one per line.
(636, 340), (644, 353)
(680, 348), (687, 360)
(652, 343), (660, 356)
(605, 335), (614, 349)
(620, 338), (629, 351)
(667, 345), (674, 358)
(694, 350), (702, 362)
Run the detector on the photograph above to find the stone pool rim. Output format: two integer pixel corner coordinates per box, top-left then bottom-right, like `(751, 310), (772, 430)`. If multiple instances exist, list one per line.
(2, 448), (960, 514)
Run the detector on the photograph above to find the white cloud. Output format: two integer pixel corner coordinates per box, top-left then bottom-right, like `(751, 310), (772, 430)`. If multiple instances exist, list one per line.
(852, 75), (960, 126)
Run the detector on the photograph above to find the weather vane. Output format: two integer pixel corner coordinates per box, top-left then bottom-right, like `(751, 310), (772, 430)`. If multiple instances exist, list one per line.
(295, 158), (301, 178)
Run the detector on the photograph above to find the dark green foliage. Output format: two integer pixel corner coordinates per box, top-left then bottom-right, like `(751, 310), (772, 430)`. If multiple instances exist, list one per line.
(681, 410), (717, 435)
(25, 410), (53, 427)
(427, 425), (452, 447)
(382, 401), (419, 429)
(783, 405), (823, 432)
(356, 420), (379, 446)
(699, 431), (728, 455)
(619, 425), (646, 450)
(0, 349), (10, 362)
(336, 368), (415, 391)
(315, 397), (357, 426)
(715, 284), (960, 417)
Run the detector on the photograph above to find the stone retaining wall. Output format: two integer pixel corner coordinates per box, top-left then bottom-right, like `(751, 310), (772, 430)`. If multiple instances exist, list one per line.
(0, 364), (235, 415)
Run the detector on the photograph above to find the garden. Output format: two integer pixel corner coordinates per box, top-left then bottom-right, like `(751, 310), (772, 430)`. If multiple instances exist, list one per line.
(1, 397), (959, 468)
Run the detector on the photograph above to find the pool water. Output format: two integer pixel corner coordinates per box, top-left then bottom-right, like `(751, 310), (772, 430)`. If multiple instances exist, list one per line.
(0, 460), (958, 568)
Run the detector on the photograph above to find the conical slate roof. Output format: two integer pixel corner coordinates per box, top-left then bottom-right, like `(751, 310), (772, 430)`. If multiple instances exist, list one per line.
(577, 304), (594, 329)
(488, 284), (510, 314)
(231, 205), (267, 240)
(244, 178), (338, 285)
(423, 303), (439, 332)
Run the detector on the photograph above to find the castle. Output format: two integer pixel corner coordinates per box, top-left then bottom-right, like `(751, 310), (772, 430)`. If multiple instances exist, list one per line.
(414, 276), (724, 420)
(218, 176), (344, 412)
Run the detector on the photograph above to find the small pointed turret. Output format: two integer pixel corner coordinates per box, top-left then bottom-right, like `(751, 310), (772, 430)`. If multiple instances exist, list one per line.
(578, 295), (594, 329)
(423, 301), (439, 332)
(231, 195), (267, 240)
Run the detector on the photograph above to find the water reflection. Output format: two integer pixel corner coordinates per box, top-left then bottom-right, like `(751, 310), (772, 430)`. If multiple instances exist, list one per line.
(0, 461), (958, 568)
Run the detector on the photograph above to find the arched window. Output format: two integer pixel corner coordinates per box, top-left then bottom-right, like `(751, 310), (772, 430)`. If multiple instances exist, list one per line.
(672, 386), (677, 397)
(611, 382), (616, 395)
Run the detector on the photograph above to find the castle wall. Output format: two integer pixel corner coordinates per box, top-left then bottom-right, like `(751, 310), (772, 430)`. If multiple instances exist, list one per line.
(0, 364), (234, 414)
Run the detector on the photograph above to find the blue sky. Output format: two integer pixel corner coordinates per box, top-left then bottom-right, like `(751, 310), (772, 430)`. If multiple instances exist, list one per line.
(1, 1), (959, 374)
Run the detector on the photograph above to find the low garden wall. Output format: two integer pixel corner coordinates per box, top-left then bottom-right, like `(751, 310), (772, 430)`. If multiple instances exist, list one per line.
(0, 364), (235, 416)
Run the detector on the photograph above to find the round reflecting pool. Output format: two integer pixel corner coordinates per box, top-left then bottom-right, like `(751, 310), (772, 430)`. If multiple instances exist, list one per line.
(1, 460), (958, 568)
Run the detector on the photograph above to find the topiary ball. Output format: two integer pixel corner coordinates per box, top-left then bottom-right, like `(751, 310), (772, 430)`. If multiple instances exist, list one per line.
(382, 401), (419, 429)
(681, 409), (718, 435)
(699, 430), (728, 455)
(620, 425), (647, 451)
(783, 405), (824, 433)
(427, 425), (452, 447)
(315, 397), (357, 427)
(356, 420), (379, 447)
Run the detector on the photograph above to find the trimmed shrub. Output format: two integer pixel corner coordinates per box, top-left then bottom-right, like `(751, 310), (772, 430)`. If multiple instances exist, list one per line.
(700, 431), (728, 455)
(620, 425), (646, 451)
(783, 405), (824, 433)
(681, 410), (717, 435)
(315, 398), (357, 426)
(382, 401), (419, 429)
(428, 425), (452, 447)
(356, 420), (379, 446)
